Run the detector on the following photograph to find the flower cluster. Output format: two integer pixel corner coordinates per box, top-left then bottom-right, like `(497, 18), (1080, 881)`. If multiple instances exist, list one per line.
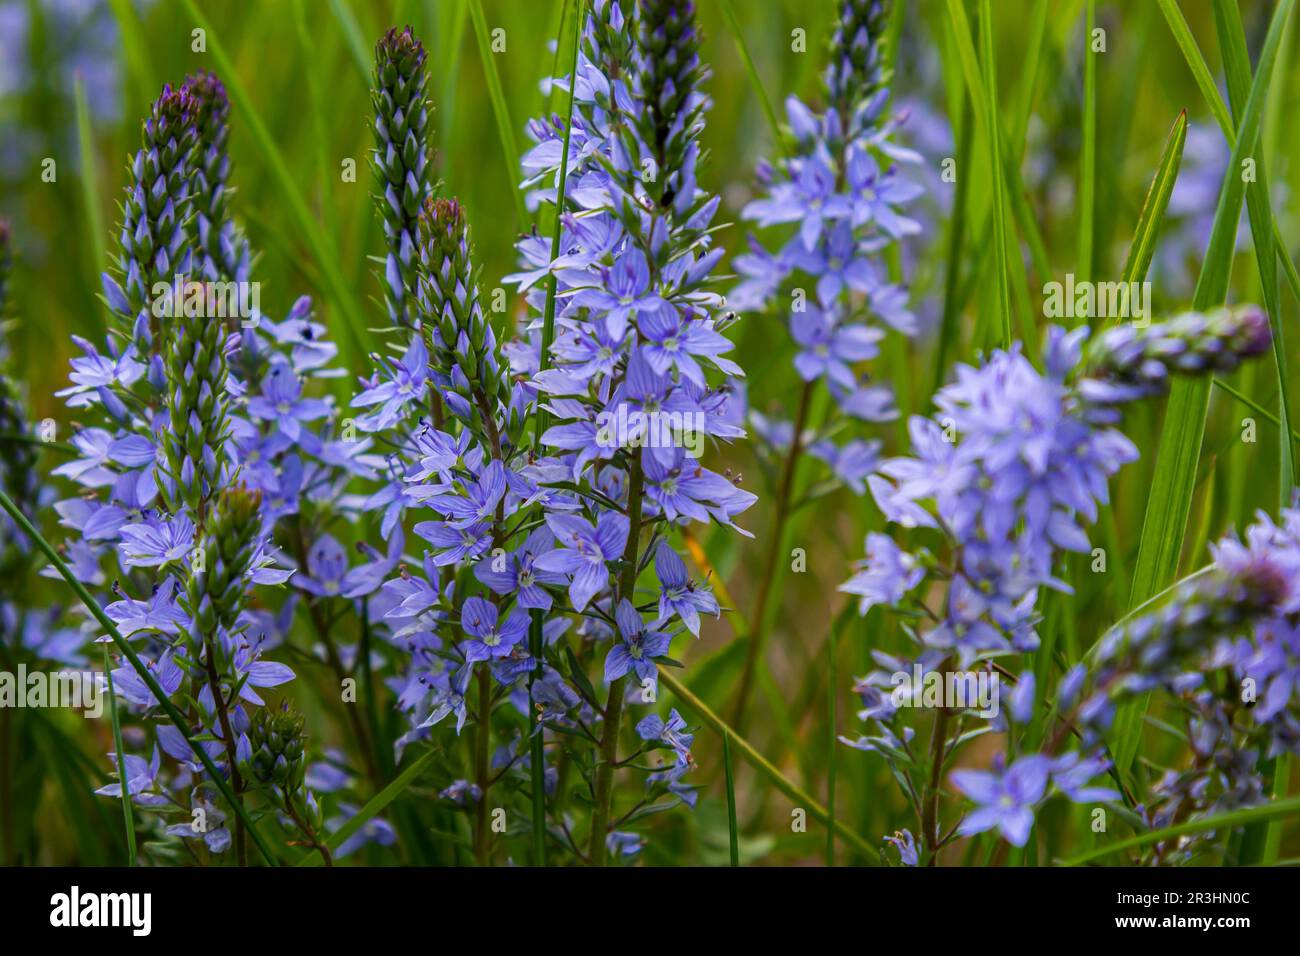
(732, 0), (923, 496)
(353, 0), (754, 865)
(840, 306), (1271, 861)
(48, 78), (346, 863)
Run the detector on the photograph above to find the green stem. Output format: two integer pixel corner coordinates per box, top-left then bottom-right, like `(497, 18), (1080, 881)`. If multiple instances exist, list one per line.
(524, 0), (586, 867)
(587, 456), (644, 865)
(474, 665), (492, 865)
(723, 729), (739, 867)
(732, 378), (814, 732)
(658, 668), (876, 859)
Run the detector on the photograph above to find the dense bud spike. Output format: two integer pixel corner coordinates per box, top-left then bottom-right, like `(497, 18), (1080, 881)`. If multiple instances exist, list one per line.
(371, 26), (434, 329)
(186, 70), (250, 283)
(634, 0), (707, 208)
(248, 703), (308, 792)
(109, 83), (201, 354)
(158, 296), (232, 517)
(824, 0), (892, 113)
(183, 484), (262, 648)
(1076, 305), (1272, 421)
(416, 196), (507, 428)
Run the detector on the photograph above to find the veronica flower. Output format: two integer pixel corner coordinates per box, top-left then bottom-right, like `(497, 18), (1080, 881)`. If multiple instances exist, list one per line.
(653, 540), (718, 636)
(104, 579), (189, 638)
(841, 305), (1271, 858)
(534, 511), (629, 612)
(733, 0), (920, 505)
(460, 596), (529, 664)
(350, 336), (430, 432)
(952, 754), (1051, 847)
(474, 527), (568, 611)
(246, 361), (332, 443)
(118, 513), (195, 568)
(604, 599), (672, 687)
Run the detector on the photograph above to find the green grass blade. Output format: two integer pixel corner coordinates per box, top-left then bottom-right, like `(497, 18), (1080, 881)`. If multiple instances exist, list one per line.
(1114, 110), (1187, 298)
(180, 0), (371, 373)
(106, 0), (158, 111)
(1156, 0), (1300, 345)
(723, 729), (739, 867)
(1213, 0), (1294, 863)
(1061, 793), (1300, 866)
(1115, 0), (1296, 777)
(73, 76), (106, 339)
(1154, 0), (1235, 137)
(468, 0), (530, 230)
(825, 611), (842, 867)
(297, 749), (438, 865)
(1213, 0), (1295, 500)
(73, 78), (106, 281)
(326, 0), (373, 80)
(658, 669), (876, 859)
(717, 0), (781, 144)
(1077, 0), (1096, 284)
(439, 0), (470, 190)
(0, 487), (281, 866)
(947, 0), (1013, 348)
(102, 645), (136, 867)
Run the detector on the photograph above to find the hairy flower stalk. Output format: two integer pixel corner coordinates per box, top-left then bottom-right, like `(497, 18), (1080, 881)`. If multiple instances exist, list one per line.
(840, 308), (1270, 862)
(729, 0), (921, 730)
(372, 26), (434, 330)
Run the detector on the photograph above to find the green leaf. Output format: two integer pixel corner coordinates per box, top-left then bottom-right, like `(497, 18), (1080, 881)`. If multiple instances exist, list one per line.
(102, 645), (136, 867)
(1113, 110), (1187, 304)
(297, 749), (438, 865)
(723, 730), (739, 867)
(1115, 0), (1296, 776)
(1061, 794), (1300, 866)
(717, 0), (781, 144)
(0, 487), (281, 866)
(326, 0), (373, 81)
(1077, 0), (1096, 284)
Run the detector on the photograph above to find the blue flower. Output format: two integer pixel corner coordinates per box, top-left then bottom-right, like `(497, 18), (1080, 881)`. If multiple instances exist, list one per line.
(246, 361), (331, 442)
(604, 599), (672, 686)
(460, 596), (529, 664)
(951, 754), (1051, 847)
(653, 539), (718, 636)
(533, 512), (629, 611)
(350, 335), (430, 431)
(118, 513), (195, 568)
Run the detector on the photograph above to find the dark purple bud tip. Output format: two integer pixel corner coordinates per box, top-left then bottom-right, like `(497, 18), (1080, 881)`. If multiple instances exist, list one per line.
(152, 82), (197, 129)
(185, 70), (229, 116)
(421, 197), (466, 255)
(1230, 304), (1272, 358)
(1237, 554), (1291, 615)
(379, 25), (427, 70)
